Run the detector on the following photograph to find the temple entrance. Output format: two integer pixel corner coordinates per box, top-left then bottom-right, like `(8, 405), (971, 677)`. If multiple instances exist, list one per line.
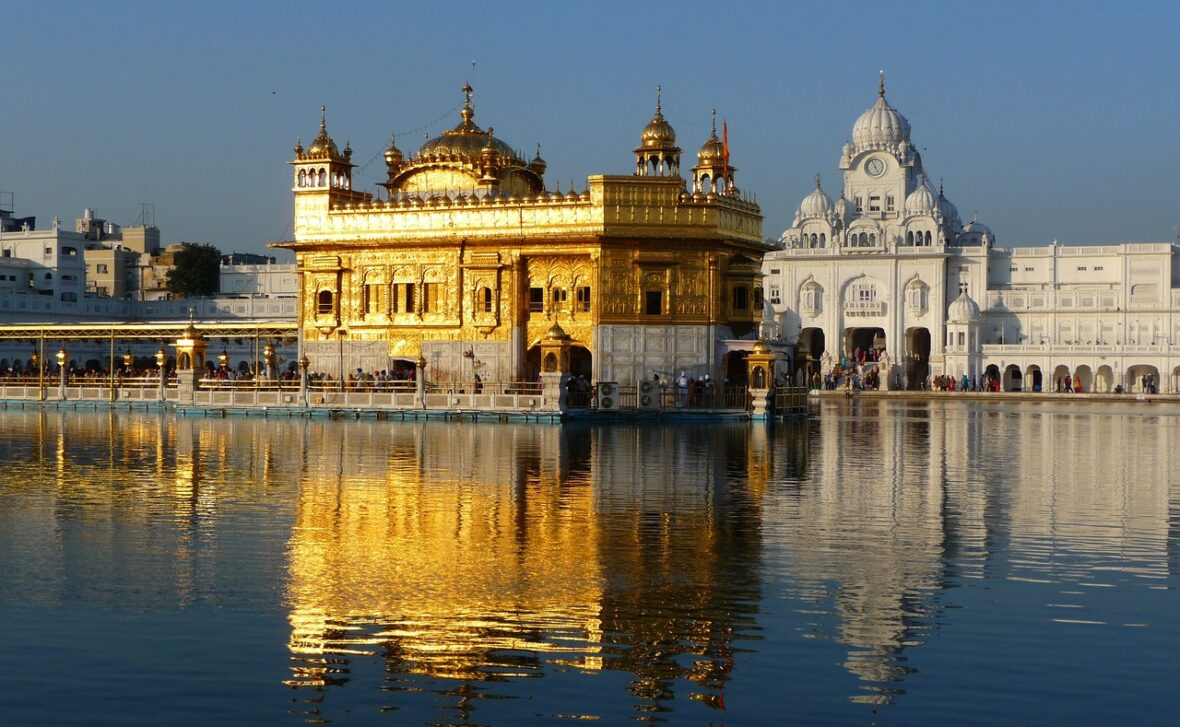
(1024, 365), (1043, 392)
(905, 327), (930, 390)
(1126, 364), (1160, 393)
(1095, 365), (1114, 393)
(570, 346), (592, 379)
(984, 364), (1001, 391)
(1003, 365), (1023, 391)
(524, 346), (541, 381)
(726, 351), (749, 386)
(1051, 365), (1071, 392)
(844, 327), (886, 363)
(796, 327), (825, 383)
(1073, 365), (1093, 393)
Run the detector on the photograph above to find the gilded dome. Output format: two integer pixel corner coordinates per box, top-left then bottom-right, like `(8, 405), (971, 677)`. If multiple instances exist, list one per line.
(416, 83), (524, 164)
(904, 179), (938, 216)
(305, 106), (342, 159)
(637, 87), (677, 150)
(545, 323), (570, 340)
(697, 113), (724, 165)
(798, 176), (833, 219)
(752, 339), (772, 354)
(852, 74), (911, 149)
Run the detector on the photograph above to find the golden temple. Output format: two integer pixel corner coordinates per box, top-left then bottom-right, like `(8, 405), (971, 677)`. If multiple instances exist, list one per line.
(274, 85), (768, 384)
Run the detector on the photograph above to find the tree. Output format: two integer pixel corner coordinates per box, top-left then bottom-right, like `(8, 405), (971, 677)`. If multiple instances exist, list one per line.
(166, 243), (221, 298)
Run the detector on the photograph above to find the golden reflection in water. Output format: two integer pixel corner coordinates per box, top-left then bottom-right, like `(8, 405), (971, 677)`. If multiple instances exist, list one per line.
(282, 421), (773, 718)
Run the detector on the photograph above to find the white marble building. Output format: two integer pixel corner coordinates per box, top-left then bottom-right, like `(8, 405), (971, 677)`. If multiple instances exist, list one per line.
(762, 76), (1180, 393)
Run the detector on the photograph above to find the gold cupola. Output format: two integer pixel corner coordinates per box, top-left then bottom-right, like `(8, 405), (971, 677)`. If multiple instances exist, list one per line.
(291, 106), (356, 193)
(692, 109), (733, 195)
(384, 83), (544, 197)
(634, 85), (681, 178)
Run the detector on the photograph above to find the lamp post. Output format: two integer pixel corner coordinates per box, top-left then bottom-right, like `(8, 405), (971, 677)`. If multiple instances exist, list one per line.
(416, 353), (427, 408)
(56, 348), (67, 401)
(298, 354), (310, 405)
(263, 343), (276, 381)
(155, 347), (167, 402)
(123, 348), (134, 371)
(218, 348), (229, 372)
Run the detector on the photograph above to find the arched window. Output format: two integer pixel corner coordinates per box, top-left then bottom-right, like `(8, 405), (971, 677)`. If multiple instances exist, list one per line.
(925, 231), (932, 245)
(859, 232), (868, 246)
(819, 233), (826, 246)
(907, 231), (914, 245)
(317, 290), (334, 315)
(810, 233), (818, 247)
(753, 287), (763, 310)
(482, 287), (493, 313)
(297, 170), (307, 187)
(869, 233), (877, 245)
(317, 169), (327, 186)
(732, 285), (749, 311)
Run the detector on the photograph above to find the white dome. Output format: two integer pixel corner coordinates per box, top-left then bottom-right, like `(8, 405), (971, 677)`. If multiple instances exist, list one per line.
(948, 288), (981, 322)
(904, 180), (938, 216)
(833, 195), (854, 224)
(962, 220), (991, 236)
(938, 190), (961, 230)
(852, 94), (911, 149)
(798, 180), (833, 219)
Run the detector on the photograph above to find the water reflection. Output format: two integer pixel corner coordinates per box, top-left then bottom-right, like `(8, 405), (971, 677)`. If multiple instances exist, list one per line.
(0, 402), (1176, 724)
(282, 421), (793, 722)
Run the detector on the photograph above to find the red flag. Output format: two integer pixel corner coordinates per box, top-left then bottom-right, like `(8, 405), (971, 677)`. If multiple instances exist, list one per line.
(722, 120), (730, 172)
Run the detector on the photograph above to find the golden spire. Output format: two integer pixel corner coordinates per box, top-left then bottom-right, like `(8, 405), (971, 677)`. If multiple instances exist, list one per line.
(656, 84), (662, 116)
(878, 69), (885, 98)
(320, 105), (327, 132)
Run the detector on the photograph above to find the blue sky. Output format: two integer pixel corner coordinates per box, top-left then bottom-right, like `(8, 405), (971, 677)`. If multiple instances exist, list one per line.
(2, 1), (1177, 257)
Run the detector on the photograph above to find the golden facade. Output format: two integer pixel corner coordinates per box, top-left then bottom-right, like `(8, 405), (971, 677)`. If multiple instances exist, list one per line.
(275, 87), (768, 383)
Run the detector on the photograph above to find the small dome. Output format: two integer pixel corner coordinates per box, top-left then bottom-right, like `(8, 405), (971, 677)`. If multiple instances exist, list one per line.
(384, 133), (404, 166)
(697, 116), (724, 165)
(638, 87), (677, 150)
(833, 194), (854, 224)
(904, 179), (938, 216)
(799, 177), (833, 219)
(752, 339), (772, 354)
(938, 184), (961, 230)
(852, 74), (911, 149)
(529, 144), (547, 175)
(545, 323), (570, 340)
(306, 107), (341, 158)
(961, 219), (991, 236)
(948, 287), (981, 322)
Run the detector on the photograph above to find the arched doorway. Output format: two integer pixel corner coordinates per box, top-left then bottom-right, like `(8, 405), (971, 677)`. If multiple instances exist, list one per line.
(1051, 365), (1071, 392)
(1003, 365), (1022, 391)
(905, 328), (931, 390)
(1024, 365), (1043, 392)
(1095, 365), (1114, 393)
(524, 346), (541, 382)
(391, 358), (420, 383)
(570, 346), (592, 379)
(796, 327), (825, 383)
(1173, 366), (1180, 395)
(1073, 365), (1093, 393)
(844, 326), (886, 362)
(984, 364), (1001, 392)
(726, 351), (749, 386)
(1126, 364), (1160, 393)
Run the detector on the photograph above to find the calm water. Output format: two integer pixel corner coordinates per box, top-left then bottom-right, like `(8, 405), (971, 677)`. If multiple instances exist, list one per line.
(0, 401), (1177, 725)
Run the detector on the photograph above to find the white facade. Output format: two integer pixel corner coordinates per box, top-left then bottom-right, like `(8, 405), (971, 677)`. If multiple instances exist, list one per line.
(762, 79), (1180, 393)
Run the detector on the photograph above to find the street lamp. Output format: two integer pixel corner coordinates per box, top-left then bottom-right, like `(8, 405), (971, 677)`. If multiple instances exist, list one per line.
(56, 348), (68, 400)
(298, 355), (311, 405)
(155, 347), (167, 402)
(218, 348), (229, 370)
(123, 348), (134, 370)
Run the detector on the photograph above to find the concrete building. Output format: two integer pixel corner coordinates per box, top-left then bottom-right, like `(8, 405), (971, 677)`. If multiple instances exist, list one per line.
(761, 76), (1180, 393)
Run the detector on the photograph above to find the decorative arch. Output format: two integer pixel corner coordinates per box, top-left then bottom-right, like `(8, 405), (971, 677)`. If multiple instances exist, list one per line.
(799, 277), (823, 317)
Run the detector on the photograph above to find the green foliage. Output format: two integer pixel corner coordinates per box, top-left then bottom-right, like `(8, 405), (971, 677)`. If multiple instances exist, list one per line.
(166, 243), (221, 298)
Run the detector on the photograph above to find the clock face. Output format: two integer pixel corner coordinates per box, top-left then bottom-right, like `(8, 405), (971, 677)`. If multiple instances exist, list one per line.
(865, 158), (886, 177)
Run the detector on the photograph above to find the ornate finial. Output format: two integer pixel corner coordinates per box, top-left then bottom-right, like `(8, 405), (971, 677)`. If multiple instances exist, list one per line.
(294, 136), (303, 155)
(320, 105), (327, 131)
(939, 178), (944, 196)
(656, 84), (662, 115)
(535, 142), (542, 158)
(462, 82), (474, 109)
(878, 70), (885, 97)
(711, 108), (717, 135)
(188, 307), (195, 325)
(814, 173), (822, 189)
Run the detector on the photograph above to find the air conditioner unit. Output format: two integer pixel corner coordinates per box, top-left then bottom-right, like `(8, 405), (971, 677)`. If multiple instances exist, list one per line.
(597, 381), (619, 411)
(636, 379), (659, 410)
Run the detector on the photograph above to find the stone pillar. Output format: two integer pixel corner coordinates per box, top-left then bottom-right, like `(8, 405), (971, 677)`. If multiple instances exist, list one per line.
(414, 353), (427, 408)
(299, 355), (310, 406)
(156, 348), (168, 402)
(56, 348), (68, 401)
(539, 371), (568, 413)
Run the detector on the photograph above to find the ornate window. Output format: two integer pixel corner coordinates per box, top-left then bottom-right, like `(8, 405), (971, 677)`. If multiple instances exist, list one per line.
(317, 290), (334, 315)
(528, 287), (544, 312)
(906, 280), (929, 316)
(800, 281), (823, 317)
(576, 286), (591, 312)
